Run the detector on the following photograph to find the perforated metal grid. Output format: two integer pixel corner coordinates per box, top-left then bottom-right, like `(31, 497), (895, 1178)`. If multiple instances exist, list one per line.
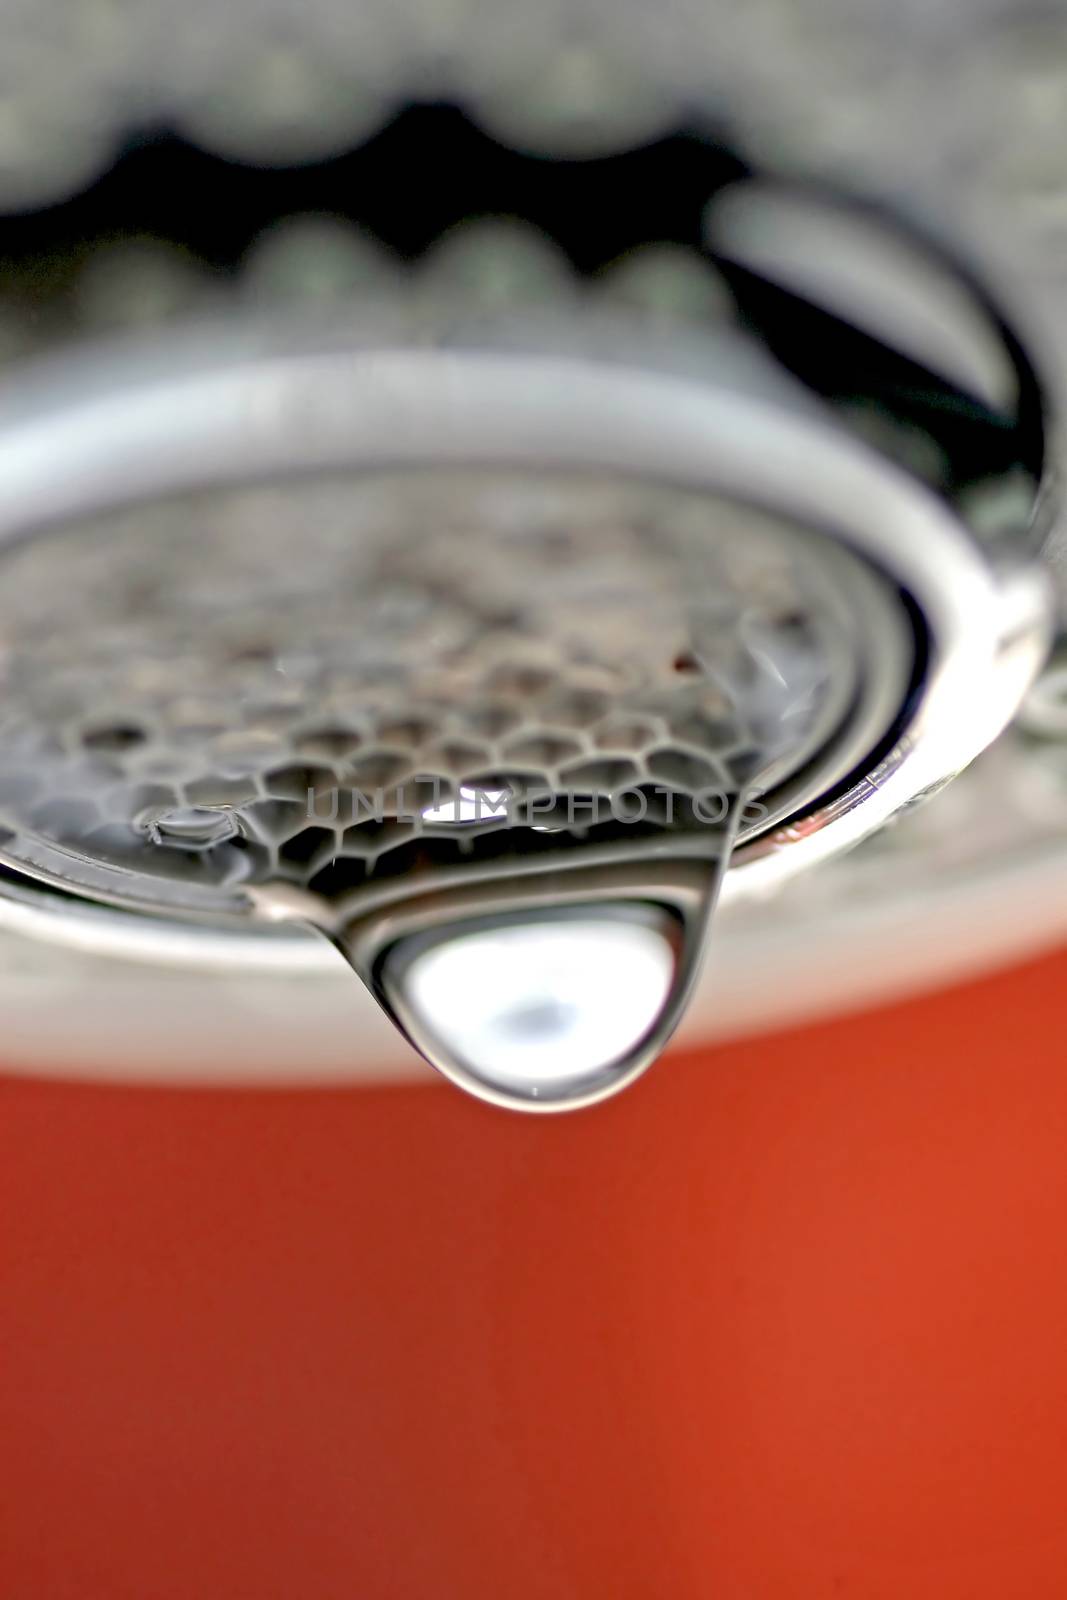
(0, 470), (899, 915)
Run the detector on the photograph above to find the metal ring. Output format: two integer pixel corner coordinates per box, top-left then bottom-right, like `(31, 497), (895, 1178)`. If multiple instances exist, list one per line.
(0, 312), (1051, 957)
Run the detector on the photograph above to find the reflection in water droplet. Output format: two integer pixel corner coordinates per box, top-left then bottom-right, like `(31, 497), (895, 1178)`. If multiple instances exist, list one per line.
(498, 997), (580, 1043)
(395, 914), (677, 1098)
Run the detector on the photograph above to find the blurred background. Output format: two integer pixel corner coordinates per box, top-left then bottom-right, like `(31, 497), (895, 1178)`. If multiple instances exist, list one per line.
(5, 944), (1067, 1600)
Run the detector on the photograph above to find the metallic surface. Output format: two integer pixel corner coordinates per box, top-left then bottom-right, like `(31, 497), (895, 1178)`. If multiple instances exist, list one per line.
(3, 714), (1067, 1085)
(0, 314), (1041, 914)
(0, 454), (894, 910)
(0, 0), (1060, 1095)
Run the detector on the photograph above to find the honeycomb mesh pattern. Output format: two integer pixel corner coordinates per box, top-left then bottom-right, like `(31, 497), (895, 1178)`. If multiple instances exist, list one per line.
(0, 0), (1027, 204)
(0, 470), (859, 912)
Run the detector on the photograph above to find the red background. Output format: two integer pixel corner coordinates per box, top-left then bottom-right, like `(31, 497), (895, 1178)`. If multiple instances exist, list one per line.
(4, 946), (1067, 1599)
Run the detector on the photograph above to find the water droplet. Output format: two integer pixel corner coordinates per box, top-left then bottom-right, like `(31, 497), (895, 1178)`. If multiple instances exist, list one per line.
(147, 806), (239, 850)
(385, 910), (678, 1108)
